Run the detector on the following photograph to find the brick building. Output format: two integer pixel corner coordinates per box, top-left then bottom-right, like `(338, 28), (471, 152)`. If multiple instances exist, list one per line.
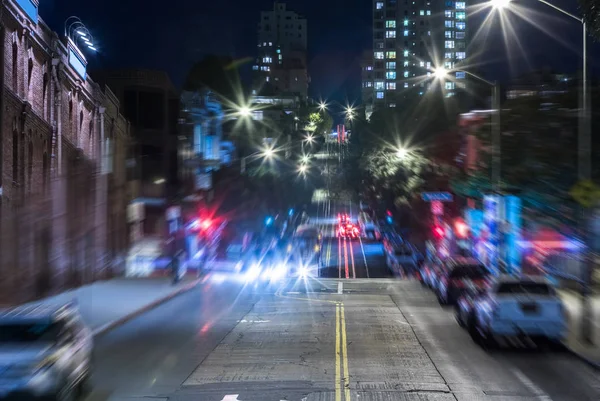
(0, 0), (132, 303)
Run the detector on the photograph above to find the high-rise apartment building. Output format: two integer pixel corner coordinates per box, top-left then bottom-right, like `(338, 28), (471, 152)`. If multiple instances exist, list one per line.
(363, 0), (468, 111)
(253, 2), (309, 98)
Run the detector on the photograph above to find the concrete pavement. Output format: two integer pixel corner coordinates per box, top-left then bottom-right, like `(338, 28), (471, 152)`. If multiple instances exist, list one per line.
(84, 275), (600, 401)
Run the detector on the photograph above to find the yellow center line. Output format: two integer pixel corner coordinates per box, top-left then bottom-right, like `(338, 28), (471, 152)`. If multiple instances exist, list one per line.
(340, 304), (351, 401)
(335, 304), (341, 401)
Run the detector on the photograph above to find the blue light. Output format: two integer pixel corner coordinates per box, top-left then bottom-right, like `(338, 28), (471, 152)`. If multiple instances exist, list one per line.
(265, 216), (274, 226)
(288, 208), (294, 216)
(386, 216), (393, 224)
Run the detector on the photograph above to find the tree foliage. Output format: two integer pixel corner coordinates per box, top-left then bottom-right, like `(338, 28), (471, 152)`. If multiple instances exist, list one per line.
(579, 0), (600, 41)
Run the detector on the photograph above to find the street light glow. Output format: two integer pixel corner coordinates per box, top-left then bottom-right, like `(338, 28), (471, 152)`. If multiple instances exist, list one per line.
(301, 155), (310, 164)
(88, 45), (97, 51)
(76, 30), (87, 36)
(490, 0), (511, 9)
(262, 147), (275, 159)
(319, 102), (327, 111)
(434, 67), (448, 79)
(305, 135), (314, 144)
(396, 148), (408, 159)
(298, 164), (308, 173)
(238, 106), (252, 117)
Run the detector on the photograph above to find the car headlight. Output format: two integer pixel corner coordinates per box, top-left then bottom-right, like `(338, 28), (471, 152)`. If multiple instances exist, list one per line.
(299, 266), (309, 278)
(247, 264), (261, 281)
(314, 245), (320, 252)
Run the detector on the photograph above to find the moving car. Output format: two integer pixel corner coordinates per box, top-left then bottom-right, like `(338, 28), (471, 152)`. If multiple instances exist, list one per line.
(292, 224), (323, 268)
(339, 222), (360, 239)
(338, 213), (349, 225)
(462, 276), (568, 347)
(436, 258), (491, 305)
(0, 303), (93, 400)
(386, 242), (419, 276)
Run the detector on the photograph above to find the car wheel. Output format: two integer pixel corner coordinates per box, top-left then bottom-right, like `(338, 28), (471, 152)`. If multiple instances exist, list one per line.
(437, 292), (447, 305)
(455, 305), (464, 327)
(468, 316), (495, 349)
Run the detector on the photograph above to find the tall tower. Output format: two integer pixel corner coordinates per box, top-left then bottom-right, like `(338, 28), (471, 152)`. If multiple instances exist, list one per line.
(363, 0), (468, 112)
(253, 2), (309, 98)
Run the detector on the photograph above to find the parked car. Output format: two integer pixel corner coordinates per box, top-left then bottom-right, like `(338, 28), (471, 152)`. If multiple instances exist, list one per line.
(419, 257), (442, 288)
(386, 243), (420, 276)
(0, 302), (94, 400)
(462, 276), (568, 348)
(436, 258), (491, 305)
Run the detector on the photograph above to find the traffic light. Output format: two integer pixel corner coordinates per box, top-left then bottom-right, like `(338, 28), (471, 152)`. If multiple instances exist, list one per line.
(201, 219), (212, 230)
(386, 210), (393, 217)
(386, 210), (393, 224)
(433, 225), (445, 238)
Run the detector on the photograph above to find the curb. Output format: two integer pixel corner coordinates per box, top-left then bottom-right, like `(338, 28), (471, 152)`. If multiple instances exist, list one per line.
(566, 344), (600, 371)
(91, 279), (200, 338)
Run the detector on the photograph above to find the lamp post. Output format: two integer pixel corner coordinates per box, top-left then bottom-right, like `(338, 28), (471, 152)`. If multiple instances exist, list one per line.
(240, 146), (276, 174)
(490, 0), (593, 345)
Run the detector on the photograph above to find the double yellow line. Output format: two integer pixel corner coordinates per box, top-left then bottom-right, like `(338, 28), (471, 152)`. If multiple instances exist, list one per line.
(335, 303), (351, 401)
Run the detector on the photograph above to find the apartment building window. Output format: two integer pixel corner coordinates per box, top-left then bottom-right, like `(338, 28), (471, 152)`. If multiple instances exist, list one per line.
(403, 60), (409, 66)
(263, 57), (272, 63)
(444, 61), (454, 69)
(445, 10), (453, 17)
(456, 32), (465, 39)
(426, 61), (431, 68)
(456, 11), (466, 19)
(404, 19), (409, 26)
(386, 30), (396, 38)
(445, 20), (454, 27)
(375, 81), (385, 90)
(456, 52), (466, 59)
(376, 1), (384, 8)
(376, 91), (384, 99)
(386, 61), (396, 69)
(376, 42), (385, 49)
(386, 51), (396, 58)
(386, 82), (396, 90)
(403, 50), (409, 57)
(404, 30), (409, 36)
(366, 65), (373, 70)
(456, 82), (466, 89)
(375, 51), (384, 59)
(366, 81), (373, 87)
(404, 82), (409, 88)
(455, 1), (465, 8)
(419, 10), (424, 15)
(456, 71), (466, 79)
(427, 10), (431, 15)
(445, 40), (455, 48)
(389, 103), (396, 107)
(456, 22), (465, 29)
(386, 20), (396, 28)
(445, 31), (453, 38)
(386, 71), (396, 79)
(444, 52), (453, 59)
(445, 81), (455, 90)
(457, 41), (466, 49)
(403, 71), (409, 77)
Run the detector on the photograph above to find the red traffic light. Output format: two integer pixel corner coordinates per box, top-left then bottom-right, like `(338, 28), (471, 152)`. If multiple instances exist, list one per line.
(386, 210), (393, 216)
(433, 226), (445, 238)
(200, 219), (212, 230)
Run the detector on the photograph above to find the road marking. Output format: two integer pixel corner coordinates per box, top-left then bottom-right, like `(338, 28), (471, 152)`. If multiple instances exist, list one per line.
(358, 237), (370, 278)
(337, 281), (343, 294)
(221, 395), (240, 401)
(340, 304), (351, 401)
(335, 304), (342, 401)
(511, 368), (553, 401)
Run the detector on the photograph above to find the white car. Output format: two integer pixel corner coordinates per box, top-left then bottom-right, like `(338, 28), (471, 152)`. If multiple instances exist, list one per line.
(0, 302), (94, 400)
(465, 276), (568, 347)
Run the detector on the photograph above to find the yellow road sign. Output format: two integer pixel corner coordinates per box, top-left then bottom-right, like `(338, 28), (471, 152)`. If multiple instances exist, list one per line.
(570, 180), (600, 208)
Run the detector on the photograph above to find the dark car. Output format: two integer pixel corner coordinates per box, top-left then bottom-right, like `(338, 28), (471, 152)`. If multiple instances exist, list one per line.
(436, 258), (491, 305)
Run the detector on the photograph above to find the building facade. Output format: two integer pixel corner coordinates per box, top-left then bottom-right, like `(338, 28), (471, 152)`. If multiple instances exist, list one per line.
(363, 0), (468, 111)
(253, 2), (309, 98)
(0, 0), (131, 303)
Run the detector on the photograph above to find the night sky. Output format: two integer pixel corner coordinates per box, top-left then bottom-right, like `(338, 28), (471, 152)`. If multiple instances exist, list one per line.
(40, 0), (600, 105)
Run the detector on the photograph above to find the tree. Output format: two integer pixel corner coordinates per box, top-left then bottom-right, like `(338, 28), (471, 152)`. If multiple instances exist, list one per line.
(579, 0), (600, 41)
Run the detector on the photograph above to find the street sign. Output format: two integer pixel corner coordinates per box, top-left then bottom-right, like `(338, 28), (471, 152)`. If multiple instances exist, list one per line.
(421, 192), (453, 202)
(431, 200), (443, 215)
(570, 180), (600, 208)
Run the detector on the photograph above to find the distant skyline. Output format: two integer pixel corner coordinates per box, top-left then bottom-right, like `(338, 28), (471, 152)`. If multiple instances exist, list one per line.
(40, 0), (599, 105)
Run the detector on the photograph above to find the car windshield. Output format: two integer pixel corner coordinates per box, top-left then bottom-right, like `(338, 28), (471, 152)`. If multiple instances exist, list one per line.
(0, 322), (62, 343)
(497, 282), (553, 295)
(449, 264), (488, 279)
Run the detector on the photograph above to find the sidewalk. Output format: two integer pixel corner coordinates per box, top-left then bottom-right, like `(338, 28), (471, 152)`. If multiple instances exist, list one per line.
(558, 289), (600, 369)
(19, 277), (200, 337)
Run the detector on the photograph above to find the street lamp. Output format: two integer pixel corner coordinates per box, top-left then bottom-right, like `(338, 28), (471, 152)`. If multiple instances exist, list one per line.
(319, 101), (327, 111)
(433, 67), (500, 192)
(396, 147), (408, 160)
(298, 164), (308, 174)
(301, 154), (310, 164)
(238, 106), (252, 118)
(64, 16), (97, 52)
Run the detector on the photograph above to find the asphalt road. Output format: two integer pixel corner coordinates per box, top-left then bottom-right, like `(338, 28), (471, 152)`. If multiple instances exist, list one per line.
(85, 275), (600, 401)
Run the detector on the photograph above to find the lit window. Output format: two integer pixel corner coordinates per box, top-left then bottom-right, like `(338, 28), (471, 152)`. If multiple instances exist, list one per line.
(456, 22), (466, 30)
(266, 76), (270, 82)
(456, 52), (466, 60)
(456, 11), (466, 19)
(444, 61), (454, 69)
(426, 62), (431, 68)
(420, 10), (424, 15)
(263, 57), (272, 63)
(445, 20), (454, 27)
(445, 81), (455, 90)
(386, 51), (396, 59)
(367, 65), (373, 71)
(404, 82), (409, 88)
(263, 42), (267, 46)
(389, 103), (396, 107)
(404, 30), (409, 36)
(276, 49), (281, 53)
(376, 91), (384, 99)
(366, 81), (374, 87)
(427, 10), (431, 15)
(456, 82), (466, 89)
(375, 51), (384, 59)
(386, 71), (396, 79)
(376, 1), (384, 9)
(404, 19), (409, 26)
(403, 60), (409, 66)
(404, 71), (409, 77)
(456, 71), (466, 79)
(419, 61), (424, 67)
(445, 31), (453, 38)
(386, 82), (396, 90)
(376, 42), (385, 49)
(456, 1), (465, 8)
(445, 40), (455, 48)
(386, 30), (396, 38)
(386, 61), (396, 69)
(375, 81), (385, 90)
(445, 10), (453, 17)
(444, 52), (453, 59)
(426, 72), (431, 76)
(386, 20), (396, 28)
(403, 50), (409, 57)
(252, 65), (258, 70)
(428, 31), (431, 35)
(456, 32), (465, 39)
